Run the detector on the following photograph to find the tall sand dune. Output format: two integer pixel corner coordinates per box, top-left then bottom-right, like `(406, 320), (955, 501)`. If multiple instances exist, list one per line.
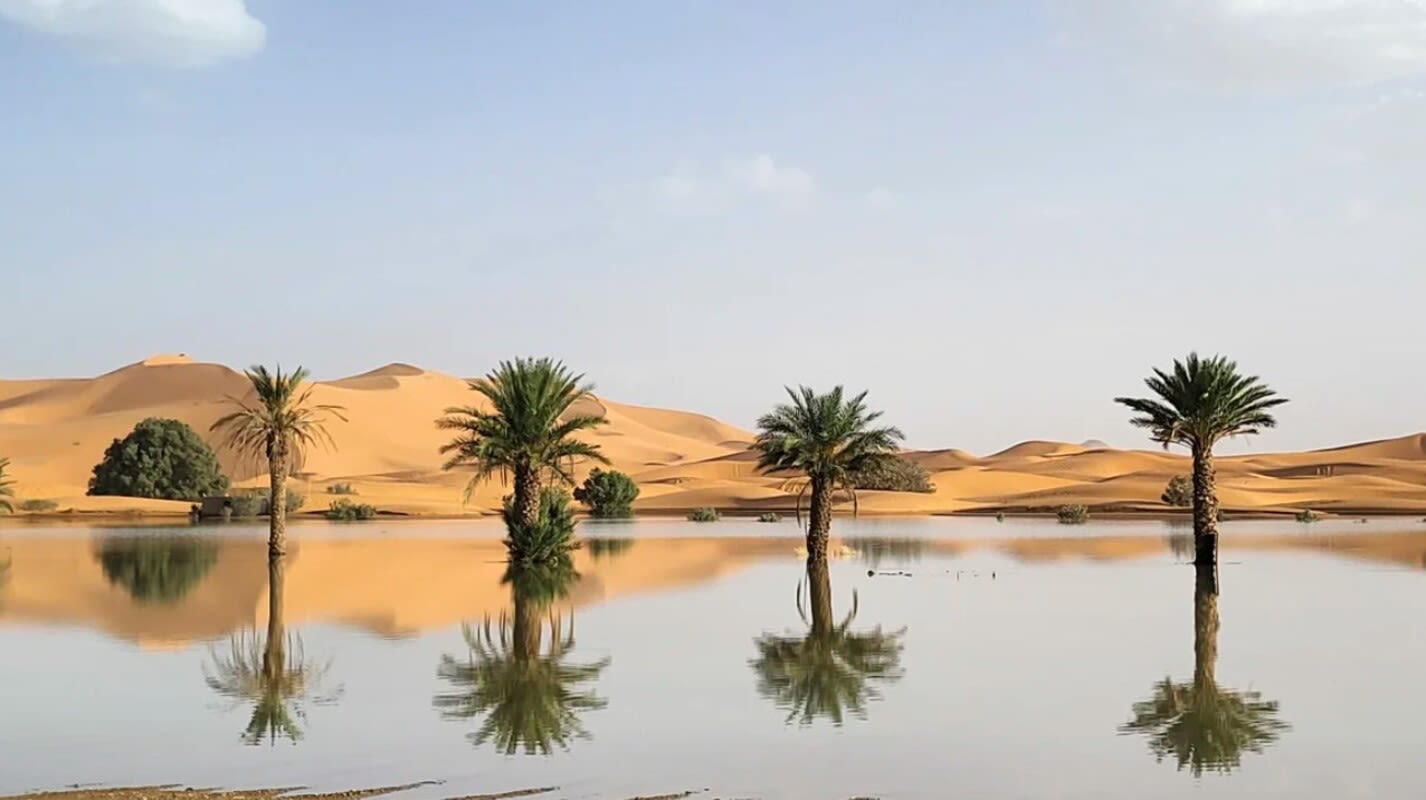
(1, 356), (1424, 516)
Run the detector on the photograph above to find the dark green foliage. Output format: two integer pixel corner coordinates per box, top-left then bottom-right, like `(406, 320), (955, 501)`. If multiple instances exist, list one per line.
(1295, 509), (1321, 523)
(585, 538), (635, 560)
(88, 418), (229, 501)
(573, 468), (639, 518)
(1115, 354), (1288, 451)
(850, 456), (935, 493)
(504, 488), (579, 566)
(1057, 504), (1090, 525)
(18, 498), (58, 512)
(325, 482), (356, 495)
(995, 511), (1006, 522)
(757, 512), (782, 523)
(229, 488), (305, 518)
(438, 357), (609, 514)
(325, 498), (378, 521)
(1163, 476), (1194, 507)
(96, 535), (220, 604)
(687, 507), (720, 522)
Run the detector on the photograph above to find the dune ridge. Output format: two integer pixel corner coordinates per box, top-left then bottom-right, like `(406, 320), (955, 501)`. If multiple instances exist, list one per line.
(2, 356), (1425, 516)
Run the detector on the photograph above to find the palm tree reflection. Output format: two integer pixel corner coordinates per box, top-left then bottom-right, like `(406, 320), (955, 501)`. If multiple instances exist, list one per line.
(1120, 566), (1288, 775)
(751, 559), (905, 726)
(204, 555), (339, 745)
(434, 559), (610, 755)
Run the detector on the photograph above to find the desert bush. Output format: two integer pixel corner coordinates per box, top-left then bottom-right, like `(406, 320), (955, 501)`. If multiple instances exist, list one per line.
(851, 456), (935, 493)
(687, 507), (720, 522)
(1057, 504), (1090, 525)
(503, 488), (578, 565)
(1161, 475), (1193, 508)
(88, 418), (229, 501)
(996, 511), (1006, 522)
(573, 468), (640, 518)
(325, 482), (356, 495)
(18, 499), (58, 512)
(1295, 509), (1321, 523)
(757, 512), (782, 523)
(326, 498), (378, 522)
(228, 488), (305, 518)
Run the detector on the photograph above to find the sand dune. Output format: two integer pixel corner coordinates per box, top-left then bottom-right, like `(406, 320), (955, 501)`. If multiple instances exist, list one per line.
(2, 355), (1425, 517)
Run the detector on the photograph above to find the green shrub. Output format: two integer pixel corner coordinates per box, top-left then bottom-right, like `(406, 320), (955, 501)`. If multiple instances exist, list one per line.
(18, 499), (58, 513)
(1295, 509), (1321, 523)
(88, 418), (229, 501)
(995, 511), (1006, 522)
(1161, 475), (1193, 507)
(687, 507), (720, 522)
(326, 498), (378, 522)
(325, 482), (356, 495)
(503, 488), (578, 566)
(851, 456), (935, 493)
(757, 512), (782, 523)
(1057, 504), (1090, 525)
(573, 468), (640, 518)
(228, 488), (304, 518)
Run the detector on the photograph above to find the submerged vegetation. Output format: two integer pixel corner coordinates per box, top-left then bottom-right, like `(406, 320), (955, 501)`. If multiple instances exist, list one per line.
(1057, 504), (1090, 525)
(212, 365), (346, 558)
(757, 512), (782, 523)
(755, 386), (904, 563)
(504, 488), (580, 566)
(687, 507), (721, 522)
(1295, 509), (1321, 523)
(1117, 353), (1287, 566)
(325, 498), (378, 521)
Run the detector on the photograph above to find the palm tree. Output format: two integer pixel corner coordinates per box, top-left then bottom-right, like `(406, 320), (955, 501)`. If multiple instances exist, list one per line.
(437, 358), (609, 529)
(204, 555), (341, 744)
(0, 457), (15, 514)
(750, 559), (905, 726)
(1115, 354), (1287, 566)
(433, 560), (610, 754)
(211, 365), (346, 558)
(754, 386), (904, 563)
(1119, 567), (1289, 775)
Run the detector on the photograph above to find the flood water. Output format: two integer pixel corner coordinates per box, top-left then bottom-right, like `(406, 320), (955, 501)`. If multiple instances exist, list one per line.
(2, 517), (1425, 799)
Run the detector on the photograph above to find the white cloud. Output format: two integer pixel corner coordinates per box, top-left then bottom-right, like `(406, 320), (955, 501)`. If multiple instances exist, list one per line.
(865, 187), (897, 209)
(0, 0), (265, 67)
(652, 154), (817, 214)
(1055, 0), (1426, 90)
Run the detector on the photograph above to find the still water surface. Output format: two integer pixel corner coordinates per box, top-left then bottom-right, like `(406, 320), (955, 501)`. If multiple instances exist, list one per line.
(1, 518), (1424, 799)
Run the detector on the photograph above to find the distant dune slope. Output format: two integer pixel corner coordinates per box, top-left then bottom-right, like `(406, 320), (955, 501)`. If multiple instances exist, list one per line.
(1, 355), (1423, 516)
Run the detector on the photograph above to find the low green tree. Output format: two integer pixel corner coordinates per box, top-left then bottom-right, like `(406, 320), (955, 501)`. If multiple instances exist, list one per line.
(88, 418), (229, 501)
(851, 456), (935, 493)
(1162, 476), (1193, 508)
(573, 468), (640, 518)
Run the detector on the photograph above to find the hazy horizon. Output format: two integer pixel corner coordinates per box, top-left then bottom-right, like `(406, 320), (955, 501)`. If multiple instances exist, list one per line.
(3, 1), (1423, 454)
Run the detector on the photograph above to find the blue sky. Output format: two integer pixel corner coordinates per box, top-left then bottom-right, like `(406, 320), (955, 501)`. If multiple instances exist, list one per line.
(2, 1), (1424, 452)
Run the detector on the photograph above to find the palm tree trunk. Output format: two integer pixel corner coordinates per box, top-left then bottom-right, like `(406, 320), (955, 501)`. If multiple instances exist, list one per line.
(1191, 444), (1220, 566)
(1193, 564), (1218, 692)
(807, 557), (833, 638)
(806, 476), (832, 565)
(269, 439), (288, 560)
(263, 554), (286, 684)
(512, 465), (541, 529)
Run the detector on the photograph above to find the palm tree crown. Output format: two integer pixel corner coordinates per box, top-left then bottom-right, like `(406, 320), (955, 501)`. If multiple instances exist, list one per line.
(211, 365), (346, 469)
(754, 386), (904, 514)
(437, 358), (609, 503)
(0, 457), (14, 514)
(1114, 353), (1287, 451)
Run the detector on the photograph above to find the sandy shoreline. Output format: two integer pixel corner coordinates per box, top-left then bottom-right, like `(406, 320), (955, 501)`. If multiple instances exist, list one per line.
(3, 356), (1425, 520)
